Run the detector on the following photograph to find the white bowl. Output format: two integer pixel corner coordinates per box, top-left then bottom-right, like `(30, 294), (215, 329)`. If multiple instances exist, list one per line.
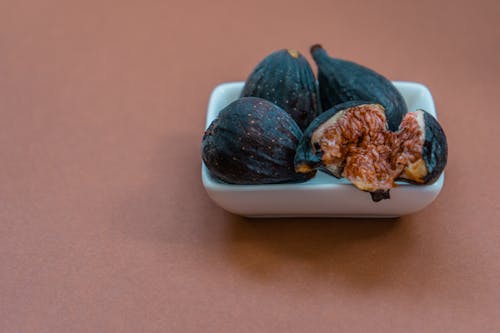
(202, 82), (444, 218)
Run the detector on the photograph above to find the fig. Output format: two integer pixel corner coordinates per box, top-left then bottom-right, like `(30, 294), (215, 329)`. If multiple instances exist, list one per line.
(397, 110), (448, 186)
(295, 102), (447, 201)
(311, 44), (407, 131)
(241, 49), (320, 130)
(202, 97), (316, 184)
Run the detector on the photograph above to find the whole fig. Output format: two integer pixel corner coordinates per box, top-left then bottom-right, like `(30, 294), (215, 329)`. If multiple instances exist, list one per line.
(203, 97), (315, 184)
(311, 44), (407, 131)
(241, 49), (320, 130)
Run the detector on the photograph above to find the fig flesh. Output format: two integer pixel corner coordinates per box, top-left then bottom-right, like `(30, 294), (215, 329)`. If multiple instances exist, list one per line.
(241, 49), (320, 130)
(295, 102), (447, 201)
(311, 44), (407, 131)
(202, 97), (315, 184)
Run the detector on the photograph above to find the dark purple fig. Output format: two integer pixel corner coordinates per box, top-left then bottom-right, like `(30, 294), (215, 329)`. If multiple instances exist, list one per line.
(202, 97), (316, 184)
(310, 44), (407, 131)
(241, 49), (320, 130)
(397, 110), (448, 185)
(295, 102), (447, 202)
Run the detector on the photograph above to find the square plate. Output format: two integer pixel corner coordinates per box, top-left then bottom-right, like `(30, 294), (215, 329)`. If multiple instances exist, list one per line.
(202, 82), (444, 218)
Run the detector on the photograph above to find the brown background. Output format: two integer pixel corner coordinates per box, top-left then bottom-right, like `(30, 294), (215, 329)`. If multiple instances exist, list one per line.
(1, 0), (499, 332)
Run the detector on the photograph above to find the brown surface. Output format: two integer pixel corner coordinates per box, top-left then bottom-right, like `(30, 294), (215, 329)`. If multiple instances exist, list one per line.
(1, 0), (499, 332)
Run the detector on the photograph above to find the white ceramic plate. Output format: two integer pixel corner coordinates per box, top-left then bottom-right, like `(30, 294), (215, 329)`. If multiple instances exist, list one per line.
(202, 82), (444, 218)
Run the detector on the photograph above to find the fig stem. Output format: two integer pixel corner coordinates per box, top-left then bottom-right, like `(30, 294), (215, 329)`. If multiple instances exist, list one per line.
(287, 49), (300, 58)
(370, 190), (391, 202)
(310, 44), (324, 54)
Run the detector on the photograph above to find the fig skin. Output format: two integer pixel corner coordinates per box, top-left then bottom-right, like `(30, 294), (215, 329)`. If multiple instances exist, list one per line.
(241, 49), (320, 130)
(398, 110), (448, 185)
(310, 44), (407, 131)
(202, 97), (316, 185)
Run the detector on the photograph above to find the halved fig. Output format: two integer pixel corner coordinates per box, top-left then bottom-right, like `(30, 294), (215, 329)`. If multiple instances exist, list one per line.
(295, 102), (448, 201)
(397, 110), (448, 186)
